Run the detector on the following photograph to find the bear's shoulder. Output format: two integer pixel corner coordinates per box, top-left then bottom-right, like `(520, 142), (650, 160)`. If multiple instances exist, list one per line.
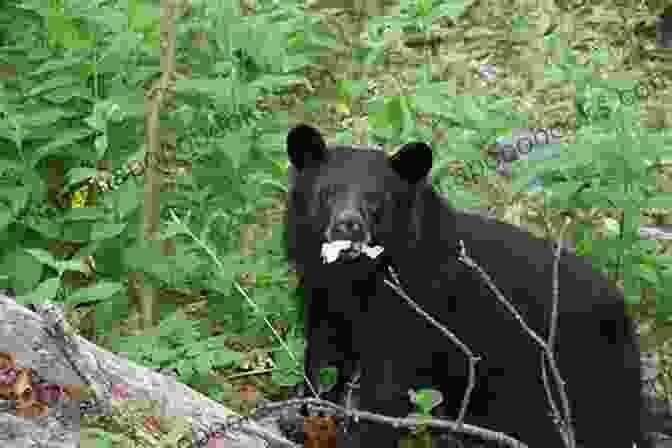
(412, 192), (622, 310)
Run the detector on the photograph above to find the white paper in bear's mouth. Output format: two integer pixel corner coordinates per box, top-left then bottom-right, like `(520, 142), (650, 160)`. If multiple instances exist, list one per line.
(321, 240), (384, 264)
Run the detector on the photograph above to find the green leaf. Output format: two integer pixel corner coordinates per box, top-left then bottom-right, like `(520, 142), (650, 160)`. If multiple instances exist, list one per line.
(151, 347), (177, 364)
(637, 263), (659, 285)
(15, 277), (61, 305)
(320, 367), (338, 387)
(456, 95), (487, 127)
(194, 354), (213, 377)
(30, 57), (85, 76)
(94, 134), (108, 158)
(384, 96), (405, 130)
(218, 131), (253, 170)
(409, 388), (444, 414)
(271, 347), (304, 386)
(91, 222), (126, 240)
(211, 349), (244, 368)
(10, 187), (29, 215)
(413, 93), (457, 119)
(63, 207), (107, 221)
(27, 108), (77, 128)
(645, 192), (672, 208)
(603, 217), (620, 237)
(25, 248), (59, 269)
(174, 78), (225, 96)
(3, 249), (43, 295)
(0, 205), (13, 233)
(67, 281), (124, 306)
(41, 85), (92, 104)
(24, 215), (62, 239)
(623, 255), (641, 305)
(259, 179), (288, 195)
(435, 0), (474, 18)
(30, 128), (96, 167)
(113, 179), (142, 218)
(27, 75), (81, 97)
(161, 220), (190, 239)
(25, 248), (82, 273)
(128, 0), (161, 33)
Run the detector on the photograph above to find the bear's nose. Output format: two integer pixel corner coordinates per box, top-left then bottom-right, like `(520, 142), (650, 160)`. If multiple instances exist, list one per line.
(329, 210), (368, 242)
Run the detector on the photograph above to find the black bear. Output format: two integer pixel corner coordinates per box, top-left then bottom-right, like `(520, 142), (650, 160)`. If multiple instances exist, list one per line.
(285, 124), (652, 448)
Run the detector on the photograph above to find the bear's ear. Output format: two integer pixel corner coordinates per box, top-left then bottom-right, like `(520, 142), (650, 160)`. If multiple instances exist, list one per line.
(388, 142), (432, 184)
(287, 124), (328, 171)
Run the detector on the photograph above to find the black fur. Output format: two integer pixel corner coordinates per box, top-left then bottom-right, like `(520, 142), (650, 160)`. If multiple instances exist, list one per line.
(285, 124), (652, 447)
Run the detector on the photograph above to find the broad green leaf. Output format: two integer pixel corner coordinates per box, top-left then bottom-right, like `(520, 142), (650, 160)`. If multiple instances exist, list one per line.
(15, 277), (61, 305)
(27, 75), (81, 97)
(25, 248), (58, 268)
(113, 179), (142, 218)
(0, 186), (29, 215)
(30, 128), (96, 167)
(63, 207), (107, 221)
(91, 222), (126, 240)
(24, 215), (62, 239)
(23, 108), (74, 128)
(3, 249), (43, 295)
(67, 281), (124, 306)
(211, 349), (244, 367)
(645, 192), (672, 208)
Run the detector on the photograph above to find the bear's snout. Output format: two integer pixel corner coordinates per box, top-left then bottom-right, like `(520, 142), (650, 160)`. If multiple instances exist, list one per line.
(326, 208), (371, 244)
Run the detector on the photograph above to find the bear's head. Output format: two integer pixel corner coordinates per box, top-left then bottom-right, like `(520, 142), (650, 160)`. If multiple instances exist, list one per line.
(286, 124), (432, 266)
